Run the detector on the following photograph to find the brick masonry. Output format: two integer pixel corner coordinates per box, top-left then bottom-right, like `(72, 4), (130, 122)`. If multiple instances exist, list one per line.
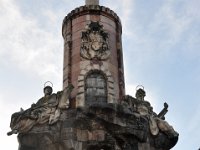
(62, 5), (125, 107)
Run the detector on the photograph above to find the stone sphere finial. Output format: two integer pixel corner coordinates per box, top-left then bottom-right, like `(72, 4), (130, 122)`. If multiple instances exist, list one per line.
(85, 0), (99, 6)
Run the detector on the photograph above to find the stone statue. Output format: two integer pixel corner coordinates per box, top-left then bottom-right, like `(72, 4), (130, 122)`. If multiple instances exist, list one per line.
(8, 85), (178, 149)
(137, 88), (178, 138)
(123, 88), (178, 138)
(7, 83), (74, 136)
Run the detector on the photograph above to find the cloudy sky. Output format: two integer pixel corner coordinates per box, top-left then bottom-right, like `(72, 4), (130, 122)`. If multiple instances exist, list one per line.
(0, 0), (200, 149)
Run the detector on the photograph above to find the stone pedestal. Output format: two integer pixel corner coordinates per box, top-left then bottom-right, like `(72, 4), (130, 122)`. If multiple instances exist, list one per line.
(17, 100), (178, 150)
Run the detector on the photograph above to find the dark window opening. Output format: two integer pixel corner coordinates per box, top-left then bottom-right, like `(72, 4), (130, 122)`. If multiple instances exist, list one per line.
(85, 71), (107, 105)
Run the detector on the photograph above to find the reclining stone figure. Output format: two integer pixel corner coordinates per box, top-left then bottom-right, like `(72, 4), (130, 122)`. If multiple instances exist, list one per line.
(7, 83), (74, 136)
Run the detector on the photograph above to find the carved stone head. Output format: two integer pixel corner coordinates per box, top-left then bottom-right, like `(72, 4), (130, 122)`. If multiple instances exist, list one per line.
(135, 88), (146, 101)
(43, 86), (53, 96)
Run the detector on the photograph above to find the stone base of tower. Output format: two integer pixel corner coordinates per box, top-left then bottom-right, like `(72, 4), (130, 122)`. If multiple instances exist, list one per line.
(17, 98), (178, 150)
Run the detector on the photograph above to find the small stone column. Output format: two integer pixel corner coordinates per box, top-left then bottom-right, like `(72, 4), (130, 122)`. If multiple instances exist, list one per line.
(85, 0), (99, 5)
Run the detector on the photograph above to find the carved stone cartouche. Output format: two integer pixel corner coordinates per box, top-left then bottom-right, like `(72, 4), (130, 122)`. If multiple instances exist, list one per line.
(80, 21), (110, 60)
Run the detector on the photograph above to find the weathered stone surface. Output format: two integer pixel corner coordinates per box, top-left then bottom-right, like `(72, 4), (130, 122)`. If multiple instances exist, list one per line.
(16, 98), (178, 150)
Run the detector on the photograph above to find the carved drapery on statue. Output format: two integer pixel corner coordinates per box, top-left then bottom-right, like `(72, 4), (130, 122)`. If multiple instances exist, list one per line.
(80, 21), (110, 60)
(8, 85), (178, 150)
(122, 89), (179, 139)
(7, 84), (74, 135)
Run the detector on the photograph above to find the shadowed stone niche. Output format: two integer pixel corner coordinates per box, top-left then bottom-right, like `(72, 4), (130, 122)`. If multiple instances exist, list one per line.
(8, 86), (178, 150)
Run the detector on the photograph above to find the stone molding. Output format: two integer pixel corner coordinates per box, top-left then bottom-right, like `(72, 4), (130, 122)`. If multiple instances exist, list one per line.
(76, 61), (116, 107)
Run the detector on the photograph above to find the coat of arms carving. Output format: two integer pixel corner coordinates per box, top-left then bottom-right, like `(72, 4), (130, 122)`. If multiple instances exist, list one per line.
(80, 22), (110, 60)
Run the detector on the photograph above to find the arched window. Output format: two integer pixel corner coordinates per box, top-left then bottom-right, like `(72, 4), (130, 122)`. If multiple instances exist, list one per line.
(85, 71), (107, 105)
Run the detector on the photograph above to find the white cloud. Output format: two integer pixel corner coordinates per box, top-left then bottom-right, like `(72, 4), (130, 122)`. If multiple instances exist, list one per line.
(145, 0), (200, 58)
(120, 0), (134, 36)
(105, 0), (199, 57)
(0, 0), (62, 80)
(102, 0), (134, 36)
(42, 10), (58, 25)
(0, 93), (19, 149)
(187, 102), (200, 133)
(149, 1), (192, 42)
(122, 0), (200, 75)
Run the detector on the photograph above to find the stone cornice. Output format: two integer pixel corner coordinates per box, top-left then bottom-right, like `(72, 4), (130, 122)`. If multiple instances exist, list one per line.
(62, 5), (122, 36)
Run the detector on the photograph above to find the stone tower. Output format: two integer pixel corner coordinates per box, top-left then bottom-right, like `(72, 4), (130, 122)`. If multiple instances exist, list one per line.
(8, 1), (179, 150)
(62, 0), (125, 108)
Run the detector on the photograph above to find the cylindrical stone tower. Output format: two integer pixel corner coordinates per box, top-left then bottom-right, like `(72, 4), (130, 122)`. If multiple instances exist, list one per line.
(62, 0), (125, 107)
